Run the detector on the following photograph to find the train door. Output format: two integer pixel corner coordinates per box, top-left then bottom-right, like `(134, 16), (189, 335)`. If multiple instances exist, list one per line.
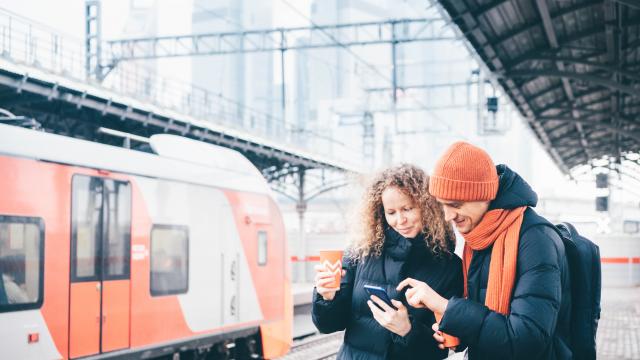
(68, 175), (131, 358)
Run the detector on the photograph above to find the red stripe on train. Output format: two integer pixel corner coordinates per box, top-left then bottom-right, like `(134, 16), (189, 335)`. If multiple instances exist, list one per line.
(601, 257), (640, 264)
(291, 256), (320, 262)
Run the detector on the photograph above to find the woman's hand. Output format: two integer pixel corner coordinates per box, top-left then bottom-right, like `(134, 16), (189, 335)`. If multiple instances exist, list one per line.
(314, 264), (345, 301)
(367, 296), (412, 337)
(397, 278), (448, 314)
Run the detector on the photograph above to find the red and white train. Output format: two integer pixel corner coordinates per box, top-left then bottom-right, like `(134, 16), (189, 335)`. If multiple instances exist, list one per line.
(0, 123), (292, 359)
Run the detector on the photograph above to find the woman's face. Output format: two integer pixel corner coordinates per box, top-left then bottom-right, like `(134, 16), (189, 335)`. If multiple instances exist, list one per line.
(381, 186), (423, 238)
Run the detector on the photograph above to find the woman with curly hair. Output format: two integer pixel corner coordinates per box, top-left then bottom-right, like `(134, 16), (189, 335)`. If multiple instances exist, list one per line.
(312, 164), (463, 360)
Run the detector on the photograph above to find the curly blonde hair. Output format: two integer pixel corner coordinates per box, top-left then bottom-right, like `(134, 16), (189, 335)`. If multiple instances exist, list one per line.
(349, 164), (455, 260)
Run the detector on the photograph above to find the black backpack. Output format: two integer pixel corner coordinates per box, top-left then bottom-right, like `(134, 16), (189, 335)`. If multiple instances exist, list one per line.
(555, 222), (601, 360)
(522, 214), (601, 360)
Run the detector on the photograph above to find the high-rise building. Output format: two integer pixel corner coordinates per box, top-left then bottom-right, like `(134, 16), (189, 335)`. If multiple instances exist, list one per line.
(191, 0), (275, 136)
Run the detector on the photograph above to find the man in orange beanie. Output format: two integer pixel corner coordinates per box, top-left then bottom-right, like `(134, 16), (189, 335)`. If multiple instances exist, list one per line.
(398, 141), (572, 359)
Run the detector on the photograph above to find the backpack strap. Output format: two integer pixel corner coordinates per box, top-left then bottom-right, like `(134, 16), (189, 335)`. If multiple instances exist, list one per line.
(0, 273), (8, 305)
(519, 208), (572, 268)
(519, 208), (561, 238)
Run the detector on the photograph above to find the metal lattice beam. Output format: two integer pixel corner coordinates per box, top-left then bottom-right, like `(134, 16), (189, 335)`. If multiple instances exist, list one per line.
(537, 116), (640, 142)
(504, 27), (602, 70)
(491, 0), (602, 47)
(535, 0), (591, 161)
(603, 0), (623, 163)
(505, 17), (640, 70)
(539, 108), (639, 127)
(437, 0), (640, 174)
(439, 3), (572, 173)
(527, 84), (565, 105)
(106, 18), (453, 62)
(510, 55), (640, 82)
(613, 0), (640, 9)
(453, 0), (509, 21)
(506, 70), (640, 97)
(536, 88), (611, 114)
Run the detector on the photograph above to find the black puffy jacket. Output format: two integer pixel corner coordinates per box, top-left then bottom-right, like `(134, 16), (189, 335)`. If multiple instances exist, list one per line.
(439, 165), (572, 360)
(312, 228), (463, 360)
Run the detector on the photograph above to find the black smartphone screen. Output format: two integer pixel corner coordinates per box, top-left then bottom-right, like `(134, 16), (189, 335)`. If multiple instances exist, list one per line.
(364, 284), (397, 310)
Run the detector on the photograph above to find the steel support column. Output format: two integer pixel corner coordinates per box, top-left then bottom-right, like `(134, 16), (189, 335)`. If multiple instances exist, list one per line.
(85, 0), (103, 80)
(391, 22), (398, 104)
(295, 168), (307, 283)
(280, 30), (286, 126)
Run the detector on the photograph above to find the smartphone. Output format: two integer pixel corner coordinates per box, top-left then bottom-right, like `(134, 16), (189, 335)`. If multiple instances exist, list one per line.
(364, 284), (397, 310)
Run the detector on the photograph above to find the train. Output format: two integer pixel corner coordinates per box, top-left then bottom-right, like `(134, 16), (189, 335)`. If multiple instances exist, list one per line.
(0, 123), (292, 359)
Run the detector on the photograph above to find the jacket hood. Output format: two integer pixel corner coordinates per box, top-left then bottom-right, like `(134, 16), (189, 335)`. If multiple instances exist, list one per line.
(383, 227), (427, 261)
(489, 164), (538, 210)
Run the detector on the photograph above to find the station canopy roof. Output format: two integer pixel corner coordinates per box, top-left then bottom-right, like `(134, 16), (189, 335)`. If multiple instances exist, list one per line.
(437, 0), (640, 173)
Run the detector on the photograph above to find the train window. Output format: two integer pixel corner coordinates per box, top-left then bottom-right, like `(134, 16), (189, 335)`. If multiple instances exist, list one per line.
(72, 176), (102, 280)
(258, 231), (267, 266)
(103, 180), (131, 279)
(150, 225), (189, 296)
(72, 176), (132, 282)
(623, 220), (639, 234)
(0, 216), (44, 312)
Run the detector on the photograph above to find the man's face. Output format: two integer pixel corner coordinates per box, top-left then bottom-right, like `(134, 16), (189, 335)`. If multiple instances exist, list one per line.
(436, 198), (491, 234)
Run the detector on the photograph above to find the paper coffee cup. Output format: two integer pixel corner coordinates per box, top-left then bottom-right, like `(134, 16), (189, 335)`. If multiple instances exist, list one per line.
(319, 250), (343, 289)
(434, 312), (460, 348)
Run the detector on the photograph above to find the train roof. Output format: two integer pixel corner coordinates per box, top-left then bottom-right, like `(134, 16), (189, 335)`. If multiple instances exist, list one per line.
(0, 123), (271, 195)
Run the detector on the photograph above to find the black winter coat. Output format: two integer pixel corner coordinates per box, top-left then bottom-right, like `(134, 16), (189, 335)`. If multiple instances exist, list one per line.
(439, 165), (572, 360)
(312, 228), (463, 360)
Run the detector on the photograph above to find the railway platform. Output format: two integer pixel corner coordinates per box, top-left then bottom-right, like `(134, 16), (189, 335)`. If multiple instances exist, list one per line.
(287, 284), (640, 359)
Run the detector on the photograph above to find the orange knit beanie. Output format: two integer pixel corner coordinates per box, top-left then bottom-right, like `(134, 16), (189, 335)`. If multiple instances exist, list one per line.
(429, 141), (499, 201)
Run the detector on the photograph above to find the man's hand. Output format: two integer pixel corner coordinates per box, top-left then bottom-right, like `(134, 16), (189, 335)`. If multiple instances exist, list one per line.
(397, 277), (448, 314)
(432, 323), (457, 351)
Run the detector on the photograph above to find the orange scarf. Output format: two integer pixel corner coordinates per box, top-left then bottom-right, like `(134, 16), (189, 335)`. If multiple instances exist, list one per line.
(462, 206), (527, 315)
